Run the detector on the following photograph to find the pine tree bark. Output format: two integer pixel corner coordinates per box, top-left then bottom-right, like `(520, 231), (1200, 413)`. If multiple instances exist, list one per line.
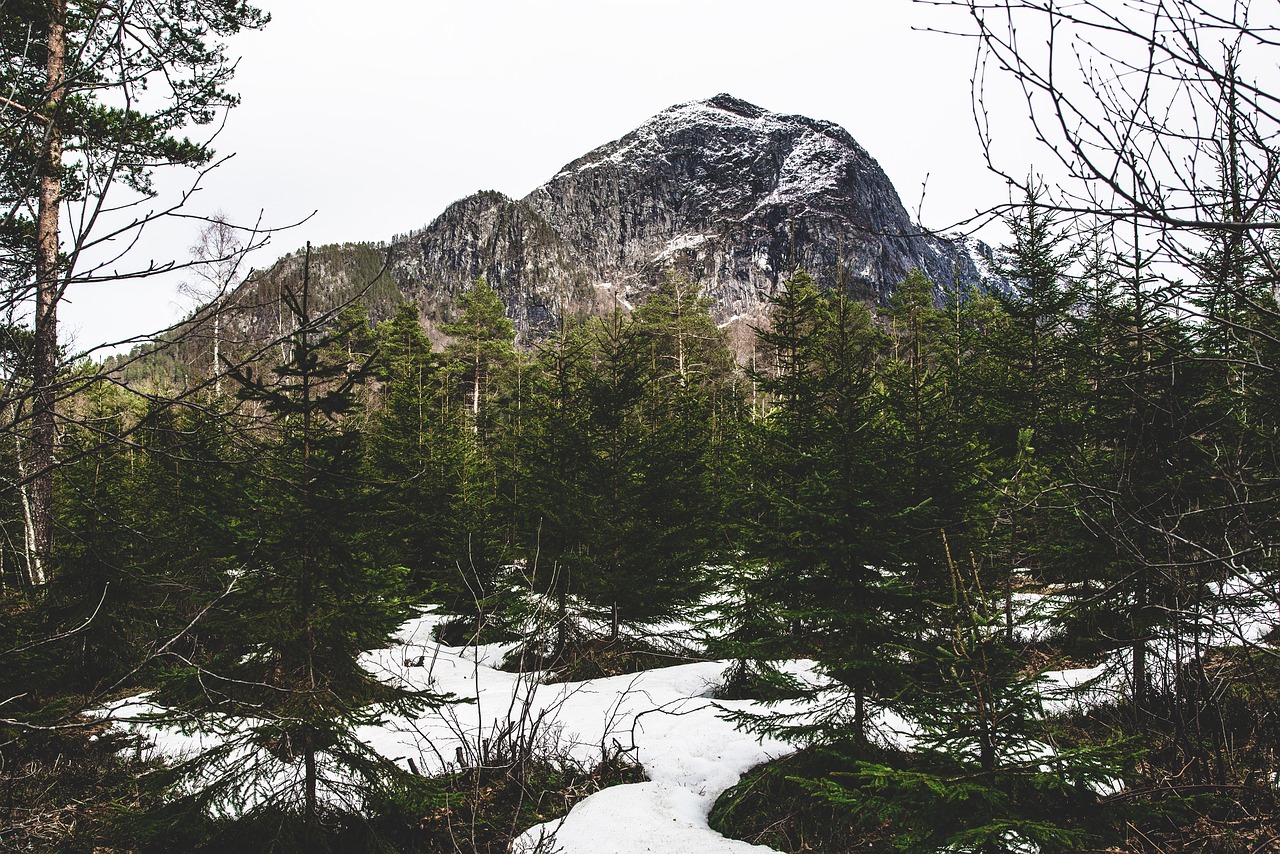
(472, 350), (481, 417)
(31, 0), (69, 578)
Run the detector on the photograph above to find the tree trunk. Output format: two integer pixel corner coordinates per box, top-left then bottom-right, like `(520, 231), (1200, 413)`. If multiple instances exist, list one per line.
(1132, 575), (1148, 722)
(13, 427), (43, 586)
(1005, 516), (1016, 643)
(303, 735), (317, 829)
(31, 0), (69, 577)
(212, 308), (222, 396)
(853, 684), (866, 742)
(555, 580), (567, 661)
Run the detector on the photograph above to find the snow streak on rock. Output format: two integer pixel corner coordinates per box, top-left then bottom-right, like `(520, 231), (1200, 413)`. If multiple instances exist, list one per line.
(378, 94), (995, 346)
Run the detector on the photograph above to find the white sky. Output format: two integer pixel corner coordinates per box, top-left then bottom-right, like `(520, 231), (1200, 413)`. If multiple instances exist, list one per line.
(63, 0), (1033, 354)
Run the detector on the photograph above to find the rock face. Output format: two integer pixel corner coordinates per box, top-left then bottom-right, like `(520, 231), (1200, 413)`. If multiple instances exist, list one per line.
(386, 94), (992, 343)
(384, 190), (608, 346)
(235, 95), (994, 351)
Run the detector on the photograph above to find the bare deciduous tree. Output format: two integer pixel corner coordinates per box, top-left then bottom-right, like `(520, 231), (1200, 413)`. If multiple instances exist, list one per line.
(926, 3), (1277, 222)
(181, 214), (251, 397)
(922, 0), (1280, 724)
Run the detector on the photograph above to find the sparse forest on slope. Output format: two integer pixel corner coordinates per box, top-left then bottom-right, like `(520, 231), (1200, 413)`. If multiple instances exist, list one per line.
(2, 2), (1280, 852)
(158, 93), (995, 376)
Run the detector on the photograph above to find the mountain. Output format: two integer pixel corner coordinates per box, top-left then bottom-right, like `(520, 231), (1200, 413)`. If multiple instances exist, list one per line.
(214, 95), (995, 359)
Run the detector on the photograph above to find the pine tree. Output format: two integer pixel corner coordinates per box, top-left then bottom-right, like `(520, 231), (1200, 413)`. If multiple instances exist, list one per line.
(442, 276), (516, 429)
(722, 270), (905, 742)
(148, 247), (438, 846)
(367, 305), (468, 600)
(0, 0), (269, 574)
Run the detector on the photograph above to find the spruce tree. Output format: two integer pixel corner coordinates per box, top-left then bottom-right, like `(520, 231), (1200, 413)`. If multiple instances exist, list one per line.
(148, 247), (439, 847)
(619, 273), (738, 634)
(50, 393), (244, 694)
(442, 276), (516, 430)
(519, 284), (734, 654)
(810, 542), (1134, 853)
(366, 305), (472, 606)
(436, 278), (518, 628)
(984, 191), (1087, 637)
(722, 270), (904, 742)
(879, 269), (993, 598)
(519, 321), (594, 658)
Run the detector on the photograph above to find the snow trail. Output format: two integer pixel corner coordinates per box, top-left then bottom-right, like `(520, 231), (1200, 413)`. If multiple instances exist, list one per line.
(102, 611), (795, 852)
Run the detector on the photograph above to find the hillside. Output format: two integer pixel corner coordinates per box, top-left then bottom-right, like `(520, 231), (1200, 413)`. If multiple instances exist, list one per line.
(196, 94), (993, 365)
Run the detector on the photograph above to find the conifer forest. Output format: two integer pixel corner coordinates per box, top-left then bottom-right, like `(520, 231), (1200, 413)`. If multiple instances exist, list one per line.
(3, 1), (1280, 852)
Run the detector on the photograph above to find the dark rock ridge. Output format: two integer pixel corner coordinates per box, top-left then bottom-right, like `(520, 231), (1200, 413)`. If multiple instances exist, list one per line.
(236, 95), (995, 350)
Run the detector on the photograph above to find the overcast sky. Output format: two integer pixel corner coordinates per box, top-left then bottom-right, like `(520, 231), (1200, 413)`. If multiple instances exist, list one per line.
(63, 0), (1034, 354)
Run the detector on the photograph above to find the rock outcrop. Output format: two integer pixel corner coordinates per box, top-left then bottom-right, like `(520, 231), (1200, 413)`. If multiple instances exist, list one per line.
(229, 95), (995, 353)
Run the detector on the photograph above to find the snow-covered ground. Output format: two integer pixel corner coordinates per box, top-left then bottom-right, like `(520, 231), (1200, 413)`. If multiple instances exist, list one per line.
(97, 578), (1277, 853)
(100, 611), (804, 853)
(366, 615), (799, 853)
(1030, 574), (1278, 716)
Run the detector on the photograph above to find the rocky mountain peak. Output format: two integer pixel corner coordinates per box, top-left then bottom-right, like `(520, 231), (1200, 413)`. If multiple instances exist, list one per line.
(233, 95), (994, 357)
(509, 95), (990, 334)
(542, 93), (884, 224)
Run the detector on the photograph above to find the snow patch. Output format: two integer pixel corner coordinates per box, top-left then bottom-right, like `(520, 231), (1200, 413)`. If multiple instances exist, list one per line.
(717, 314), (746, 330)
(653, 233), (710, 263)
(594, 282), (635, 311)
(513, 782), (777, 854)
(100, 610), (801, 852)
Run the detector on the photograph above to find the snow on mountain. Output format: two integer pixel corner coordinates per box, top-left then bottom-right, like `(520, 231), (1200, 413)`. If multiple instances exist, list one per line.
(261, 94), (995, 354)
(220, 96), (998, 360)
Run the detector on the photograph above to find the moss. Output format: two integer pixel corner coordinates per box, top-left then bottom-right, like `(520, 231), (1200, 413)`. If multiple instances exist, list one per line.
(710, 740), (1125, 853)
(709, 744), (896, 853)
(499, 634), (700, 683)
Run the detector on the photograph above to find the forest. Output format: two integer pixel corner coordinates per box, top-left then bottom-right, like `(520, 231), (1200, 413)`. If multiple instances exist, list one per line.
(3, 1), (1280, 852)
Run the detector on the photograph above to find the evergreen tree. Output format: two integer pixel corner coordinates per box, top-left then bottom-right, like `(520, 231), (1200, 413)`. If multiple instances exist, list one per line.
(519, 283), (734, 652)
(613, 273), (738, 635)
(442, 276), (516, 429)
(632, 271), (737, 392)
(519, 322), (594, 657)
(149, 247), (438, 847)
(723, 270), (904, 742)
(984, 190), (1087, 636)
(50, 393), (244, 693)
(878, 269), (993, 600)
(367, 305), (468, 600)
(366, 303), (510, 635)
(811, 542), (1134, 853)
(0, 0), (269, 573)
(1045, 224), (1251, 776)
(991, 187), (1084, 443)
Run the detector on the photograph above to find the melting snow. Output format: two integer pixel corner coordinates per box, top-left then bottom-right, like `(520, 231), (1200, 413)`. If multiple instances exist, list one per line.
(99, 611), (800, 853)
(94, 575), (1277, 851)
